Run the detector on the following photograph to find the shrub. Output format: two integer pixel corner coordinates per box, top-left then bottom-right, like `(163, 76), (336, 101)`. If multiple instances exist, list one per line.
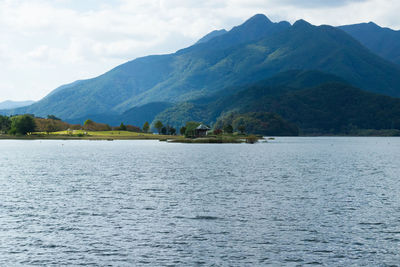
(213, 129), (223, 135)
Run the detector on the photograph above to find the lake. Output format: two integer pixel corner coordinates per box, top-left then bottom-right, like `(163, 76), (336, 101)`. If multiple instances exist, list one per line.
(0, 137), (399, 265)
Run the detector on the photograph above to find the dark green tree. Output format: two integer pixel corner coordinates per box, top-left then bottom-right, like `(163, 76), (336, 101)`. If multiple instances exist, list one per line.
(0, 115), (11, 134)
(169, 127), (176, 135)
(9, 115), (36, 135)
(238, 125), (246, 134)
(180, 126), (186, 135)
(154, 120), (163, 134)
(142, 121), (150, 133)
(223, 124), (233, 134)
(119, 122), (127, 131)
(161, 127), (167, 135)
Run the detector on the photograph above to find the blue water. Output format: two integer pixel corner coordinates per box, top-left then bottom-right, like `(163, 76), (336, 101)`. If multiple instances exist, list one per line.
(0, 138), (399, 266)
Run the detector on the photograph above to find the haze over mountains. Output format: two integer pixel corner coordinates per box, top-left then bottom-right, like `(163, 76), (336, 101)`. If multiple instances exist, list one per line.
(3, 14), (400, 134)
(339, 22), (400, 66)
(0, 100), (35, 110)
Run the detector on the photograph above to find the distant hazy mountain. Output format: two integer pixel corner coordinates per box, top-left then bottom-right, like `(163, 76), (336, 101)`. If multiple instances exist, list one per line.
(339, 22), (400, 66)
(8, 14), (400, 122)
(155, 70), (400, 134)
(0, 100), (34, 110)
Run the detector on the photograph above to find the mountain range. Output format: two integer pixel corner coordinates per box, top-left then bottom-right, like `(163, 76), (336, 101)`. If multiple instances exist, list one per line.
(2, 14), (400, 135)
(0, 100), (35, 110)
(339, 22), (400, 66)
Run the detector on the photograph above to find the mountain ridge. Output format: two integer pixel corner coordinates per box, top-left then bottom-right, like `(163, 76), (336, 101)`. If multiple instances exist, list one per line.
(339, 22), (400, 66)
(5, 14), (400, 124)
(155, 70), (400, 134)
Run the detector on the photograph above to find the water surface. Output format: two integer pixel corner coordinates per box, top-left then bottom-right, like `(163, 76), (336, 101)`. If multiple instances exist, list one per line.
(0, 138), (399, 265)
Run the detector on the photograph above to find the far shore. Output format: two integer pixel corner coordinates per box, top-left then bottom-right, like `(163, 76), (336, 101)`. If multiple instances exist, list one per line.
(0, 133), (181, 141)
(0, 130), (263, 143)
(1, 134), (399, 141)
(2, 130), (399, 142)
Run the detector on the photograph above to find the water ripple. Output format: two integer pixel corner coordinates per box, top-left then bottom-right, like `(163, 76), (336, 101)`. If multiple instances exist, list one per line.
(0, 138), (399, 265)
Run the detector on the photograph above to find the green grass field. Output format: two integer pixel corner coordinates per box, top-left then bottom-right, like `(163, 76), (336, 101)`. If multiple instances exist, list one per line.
(27, 130), (183, 140)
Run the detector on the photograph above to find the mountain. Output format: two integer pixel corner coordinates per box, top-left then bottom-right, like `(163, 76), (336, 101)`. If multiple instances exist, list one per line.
(67, 102), (172, 126)
(339, 22), (400, 66)
(0, 100), (35, 110)
(8, 14), (400, 121)
(196, 29), (227, 44)
(155, 70), (400, 134)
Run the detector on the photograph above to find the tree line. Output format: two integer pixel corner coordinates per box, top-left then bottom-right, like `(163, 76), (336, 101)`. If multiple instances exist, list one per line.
(0, 114), (250, 137)
(0, 114), (180, 136)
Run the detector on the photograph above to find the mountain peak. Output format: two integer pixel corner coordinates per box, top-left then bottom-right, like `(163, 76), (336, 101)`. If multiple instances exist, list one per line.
(293, 19), (313, 28)
(244, 14), (272, 24)
(367, 21), (380, 28)
(178, 13), (288, 55)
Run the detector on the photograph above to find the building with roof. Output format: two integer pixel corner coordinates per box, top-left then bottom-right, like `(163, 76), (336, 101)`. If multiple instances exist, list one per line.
(195, 124), (211, 137)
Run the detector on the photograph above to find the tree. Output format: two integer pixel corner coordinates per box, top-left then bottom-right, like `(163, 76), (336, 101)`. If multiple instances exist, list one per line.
(45, 120), (58, 134)
(184, 121), (201, 138)
(238, 125), (246, 134)
(0, 115), (11, 134)
(213, 129), (223, 135)
(180, 126), (186, 135)
(143, 121), (150, 133)
(154, 120), (163, 134)
(119, 122), (127, 131)
(9, 115), (36, 135)
(223, 124), (233, 134)
(47, 115), (61, 121)
(169, 127), (176, 135)
(84, 119), (93, 127)
(83, 119), (110, 131)
(161, 127), (167, 135)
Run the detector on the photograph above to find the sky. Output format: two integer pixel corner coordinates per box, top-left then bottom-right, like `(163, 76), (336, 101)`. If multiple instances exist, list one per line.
(0, 0), (399, 102)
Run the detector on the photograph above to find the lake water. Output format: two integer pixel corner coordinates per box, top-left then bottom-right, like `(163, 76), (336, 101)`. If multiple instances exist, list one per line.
(0, 137), (399, 266)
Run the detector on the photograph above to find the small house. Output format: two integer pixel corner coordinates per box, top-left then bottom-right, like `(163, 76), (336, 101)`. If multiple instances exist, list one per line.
(195, 124), (211, 137)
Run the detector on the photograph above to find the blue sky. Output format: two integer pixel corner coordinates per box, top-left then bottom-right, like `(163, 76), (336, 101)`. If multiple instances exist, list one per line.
(0, 0), (399, 102)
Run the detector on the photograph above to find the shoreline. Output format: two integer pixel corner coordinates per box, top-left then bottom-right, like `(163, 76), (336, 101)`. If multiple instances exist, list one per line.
(1, 134), (399, 141)
(0, 135), (180, 141)
(0, 133), (262, 143)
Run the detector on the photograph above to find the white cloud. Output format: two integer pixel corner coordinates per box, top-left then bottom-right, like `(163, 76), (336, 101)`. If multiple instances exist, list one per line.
(0, 0), (399, 101)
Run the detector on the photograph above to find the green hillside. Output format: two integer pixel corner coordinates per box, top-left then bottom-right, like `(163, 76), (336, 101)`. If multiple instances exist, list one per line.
(6, 14), (400, 121)
(67, 102), (172, 127)
(155, 70), (400, 135)
(214, 112), (299, 136)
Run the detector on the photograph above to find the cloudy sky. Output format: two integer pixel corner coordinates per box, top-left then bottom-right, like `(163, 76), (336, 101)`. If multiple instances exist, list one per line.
(0, 0), (399, 102)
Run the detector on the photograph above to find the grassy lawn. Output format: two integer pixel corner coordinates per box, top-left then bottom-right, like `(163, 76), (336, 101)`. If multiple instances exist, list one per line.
(25, 130), (183, 140)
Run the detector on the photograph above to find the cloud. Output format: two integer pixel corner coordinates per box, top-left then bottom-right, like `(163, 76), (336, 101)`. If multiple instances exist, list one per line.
(274, 0), (368, 8)
(0, 0), (399, 101)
